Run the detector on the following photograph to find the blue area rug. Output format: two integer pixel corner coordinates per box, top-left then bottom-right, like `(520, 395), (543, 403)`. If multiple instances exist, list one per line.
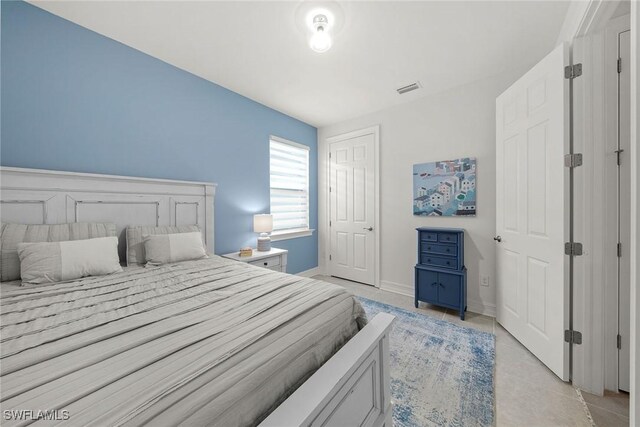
(357, 297), (495, 427)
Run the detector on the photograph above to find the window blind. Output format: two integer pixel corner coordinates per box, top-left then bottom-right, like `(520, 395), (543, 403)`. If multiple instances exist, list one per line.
(270, 137), (310, 232)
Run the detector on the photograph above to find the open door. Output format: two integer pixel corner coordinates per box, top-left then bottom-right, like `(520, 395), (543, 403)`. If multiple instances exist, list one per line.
(495, 43), (570, 380)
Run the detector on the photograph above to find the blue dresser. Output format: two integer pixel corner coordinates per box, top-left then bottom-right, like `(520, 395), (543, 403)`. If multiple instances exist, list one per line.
(415, 227), (467, 320)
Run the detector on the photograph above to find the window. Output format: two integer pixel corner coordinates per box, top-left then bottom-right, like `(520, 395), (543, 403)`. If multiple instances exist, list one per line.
(269, 136), (312, 239)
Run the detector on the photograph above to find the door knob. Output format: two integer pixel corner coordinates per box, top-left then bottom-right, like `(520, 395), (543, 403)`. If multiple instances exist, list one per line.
(494, 236), (502, 242)
(363, 227), (373, 231)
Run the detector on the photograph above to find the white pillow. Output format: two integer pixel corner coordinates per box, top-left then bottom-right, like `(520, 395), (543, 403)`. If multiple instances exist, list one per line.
(143, 232), (208, 266)
(18, 237), (122, 284)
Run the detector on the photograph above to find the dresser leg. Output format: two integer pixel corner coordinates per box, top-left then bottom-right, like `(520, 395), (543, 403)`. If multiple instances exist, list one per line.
(460, 309), (465, 321)
(414, 300), (418, 308)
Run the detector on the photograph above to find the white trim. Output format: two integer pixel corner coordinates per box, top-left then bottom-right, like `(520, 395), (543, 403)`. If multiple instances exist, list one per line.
(573, 1), (625, 38)
(269, 135), (311, 233)
(569, 3), (632, 397)
(571, 27), (607, 396)
(270, 228), (314, 241)
(467, 299), (496, 318)
(269, 135), (311, 151)
(380, 280), (412, 297)
(556, 0), (623, 45)
(629, 3), (639, 424)
(323, 125), (381, 288)
(296, 267), (321, 278)
(380, 279), (496, 318)
(603, 14), (631, 394)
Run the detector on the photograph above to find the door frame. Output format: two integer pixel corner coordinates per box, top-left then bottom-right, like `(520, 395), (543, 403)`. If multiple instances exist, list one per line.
(568, 0), (632, 396)
(323, 125), (380, 288)
(602, 15), (631, 393)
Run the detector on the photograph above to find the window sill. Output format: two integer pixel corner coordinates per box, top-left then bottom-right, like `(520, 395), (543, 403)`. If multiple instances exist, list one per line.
(271, 228), (315, 242)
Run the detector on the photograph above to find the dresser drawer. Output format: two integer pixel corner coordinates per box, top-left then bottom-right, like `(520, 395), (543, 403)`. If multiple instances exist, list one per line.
(249, 256), (281, 269)
(420, 231), (438, 242)
(421, 242), (457, 257)
(437, 232), (458, 244)
(420, 254), (459, 270)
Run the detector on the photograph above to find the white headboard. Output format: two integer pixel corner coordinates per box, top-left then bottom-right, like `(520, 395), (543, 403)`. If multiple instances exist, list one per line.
(0, 167), (216, 259)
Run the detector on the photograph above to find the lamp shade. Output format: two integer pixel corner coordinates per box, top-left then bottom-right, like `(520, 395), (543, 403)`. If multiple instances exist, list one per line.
(253, 214), (273, 233)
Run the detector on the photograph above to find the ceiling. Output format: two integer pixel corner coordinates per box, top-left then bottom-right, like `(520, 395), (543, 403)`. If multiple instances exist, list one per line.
(30, 1), (571, 127)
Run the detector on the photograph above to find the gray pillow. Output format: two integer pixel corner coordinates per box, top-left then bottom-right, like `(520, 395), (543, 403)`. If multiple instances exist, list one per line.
(0, 222), (117, 282)
(18, 237), (122, 284)
(143, 232), (208, 266)
(126, 225), (201, 265)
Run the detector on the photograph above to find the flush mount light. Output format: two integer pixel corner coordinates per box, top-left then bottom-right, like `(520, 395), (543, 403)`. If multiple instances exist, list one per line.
(309, 13), (332, 53)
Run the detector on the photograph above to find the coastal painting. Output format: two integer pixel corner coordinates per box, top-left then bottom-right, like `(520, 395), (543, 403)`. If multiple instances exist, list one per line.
(413, 157), (476, 216)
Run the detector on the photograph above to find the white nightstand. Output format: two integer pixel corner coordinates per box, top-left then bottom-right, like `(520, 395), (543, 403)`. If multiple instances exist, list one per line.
(222, 248), (288, 273)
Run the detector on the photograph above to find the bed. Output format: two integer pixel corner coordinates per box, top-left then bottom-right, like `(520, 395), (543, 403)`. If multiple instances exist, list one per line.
(0, 167), (394, 427)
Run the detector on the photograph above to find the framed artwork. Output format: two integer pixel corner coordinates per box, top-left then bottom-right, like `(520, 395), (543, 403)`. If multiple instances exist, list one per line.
(413, 157), (476, 216)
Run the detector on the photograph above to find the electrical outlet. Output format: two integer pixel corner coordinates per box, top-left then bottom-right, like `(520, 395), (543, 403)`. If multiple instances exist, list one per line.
(481, 276), (490, 287)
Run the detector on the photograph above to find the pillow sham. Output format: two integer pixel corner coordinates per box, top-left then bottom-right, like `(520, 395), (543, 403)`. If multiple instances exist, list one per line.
(18, 236), (122, 284)
(0, 222), (116, 282)
(126, 225), (201, 265)
(143, 232), (208, 266)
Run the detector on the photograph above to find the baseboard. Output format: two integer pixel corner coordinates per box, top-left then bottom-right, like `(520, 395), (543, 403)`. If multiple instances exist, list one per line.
(380, 280), (413, 297)
(467, 299), (496, 318)
(296, 267), (321, 278)
(380, 280), (497, 318)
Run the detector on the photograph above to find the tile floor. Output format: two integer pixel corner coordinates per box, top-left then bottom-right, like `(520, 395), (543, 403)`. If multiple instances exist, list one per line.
(313, 275), (630, 427)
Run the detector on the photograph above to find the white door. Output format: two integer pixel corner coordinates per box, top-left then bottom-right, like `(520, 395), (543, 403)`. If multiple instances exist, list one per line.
(618, 29), (631, 393)
(329, 130), (376, 285)
(496, 43), (569, 380)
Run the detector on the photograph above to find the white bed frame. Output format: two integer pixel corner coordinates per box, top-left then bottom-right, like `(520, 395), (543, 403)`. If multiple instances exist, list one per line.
(0, 166), (394, 427)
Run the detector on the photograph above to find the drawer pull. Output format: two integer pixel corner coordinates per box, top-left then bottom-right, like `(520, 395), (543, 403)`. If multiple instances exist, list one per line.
(439, 283), (444, 287)
(264, 262), (268, 266)
(431, 282), (438, 287)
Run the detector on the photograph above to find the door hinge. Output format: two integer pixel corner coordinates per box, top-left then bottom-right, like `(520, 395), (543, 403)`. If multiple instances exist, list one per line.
(564, 153), (583, 168)
(617, 242), (622, 258)
(329, 254), (332, 261)
(565, 242), (583, 256)
(329, 220), (332, 227)
(329, 152), (332, 159)
(617, 58), (622, 74)
(615, 149), (624, 166)
(564, 63), (583, 79)
(617, 334), (622, 349)
(565, 329), (583, 345)
(329, 186), (332, 193)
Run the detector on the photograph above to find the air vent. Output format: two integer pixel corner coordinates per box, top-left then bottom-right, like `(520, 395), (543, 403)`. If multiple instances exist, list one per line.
(396, 82), (421, 95)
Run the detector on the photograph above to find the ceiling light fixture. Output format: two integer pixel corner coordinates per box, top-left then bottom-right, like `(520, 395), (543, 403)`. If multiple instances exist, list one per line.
(309, 14), (332, 53)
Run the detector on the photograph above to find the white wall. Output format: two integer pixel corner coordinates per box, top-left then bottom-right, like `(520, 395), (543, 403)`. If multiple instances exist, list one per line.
(318, 69), (526, 317)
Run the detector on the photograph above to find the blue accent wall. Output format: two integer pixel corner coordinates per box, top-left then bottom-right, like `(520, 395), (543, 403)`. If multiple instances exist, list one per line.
(1, 1), (318, 273)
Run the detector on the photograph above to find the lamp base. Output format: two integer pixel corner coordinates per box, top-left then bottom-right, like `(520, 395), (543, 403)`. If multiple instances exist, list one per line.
(257, 235), (271, 252)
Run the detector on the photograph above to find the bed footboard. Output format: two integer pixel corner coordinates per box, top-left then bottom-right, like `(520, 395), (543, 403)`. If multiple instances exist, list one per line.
(260, 312), (395, 427)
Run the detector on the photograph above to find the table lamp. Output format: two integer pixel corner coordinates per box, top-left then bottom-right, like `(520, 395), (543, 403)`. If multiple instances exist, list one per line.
(254, 214), (273, 252)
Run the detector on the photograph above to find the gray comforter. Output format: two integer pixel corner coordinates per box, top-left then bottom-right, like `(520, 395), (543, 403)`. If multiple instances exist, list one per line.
(0, 256), (366, 426)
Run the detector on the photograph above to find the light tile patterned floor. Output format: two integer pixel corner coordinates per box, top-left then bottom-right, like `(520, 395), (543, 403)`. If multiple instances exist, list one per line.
(314, 275), (630, 427)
